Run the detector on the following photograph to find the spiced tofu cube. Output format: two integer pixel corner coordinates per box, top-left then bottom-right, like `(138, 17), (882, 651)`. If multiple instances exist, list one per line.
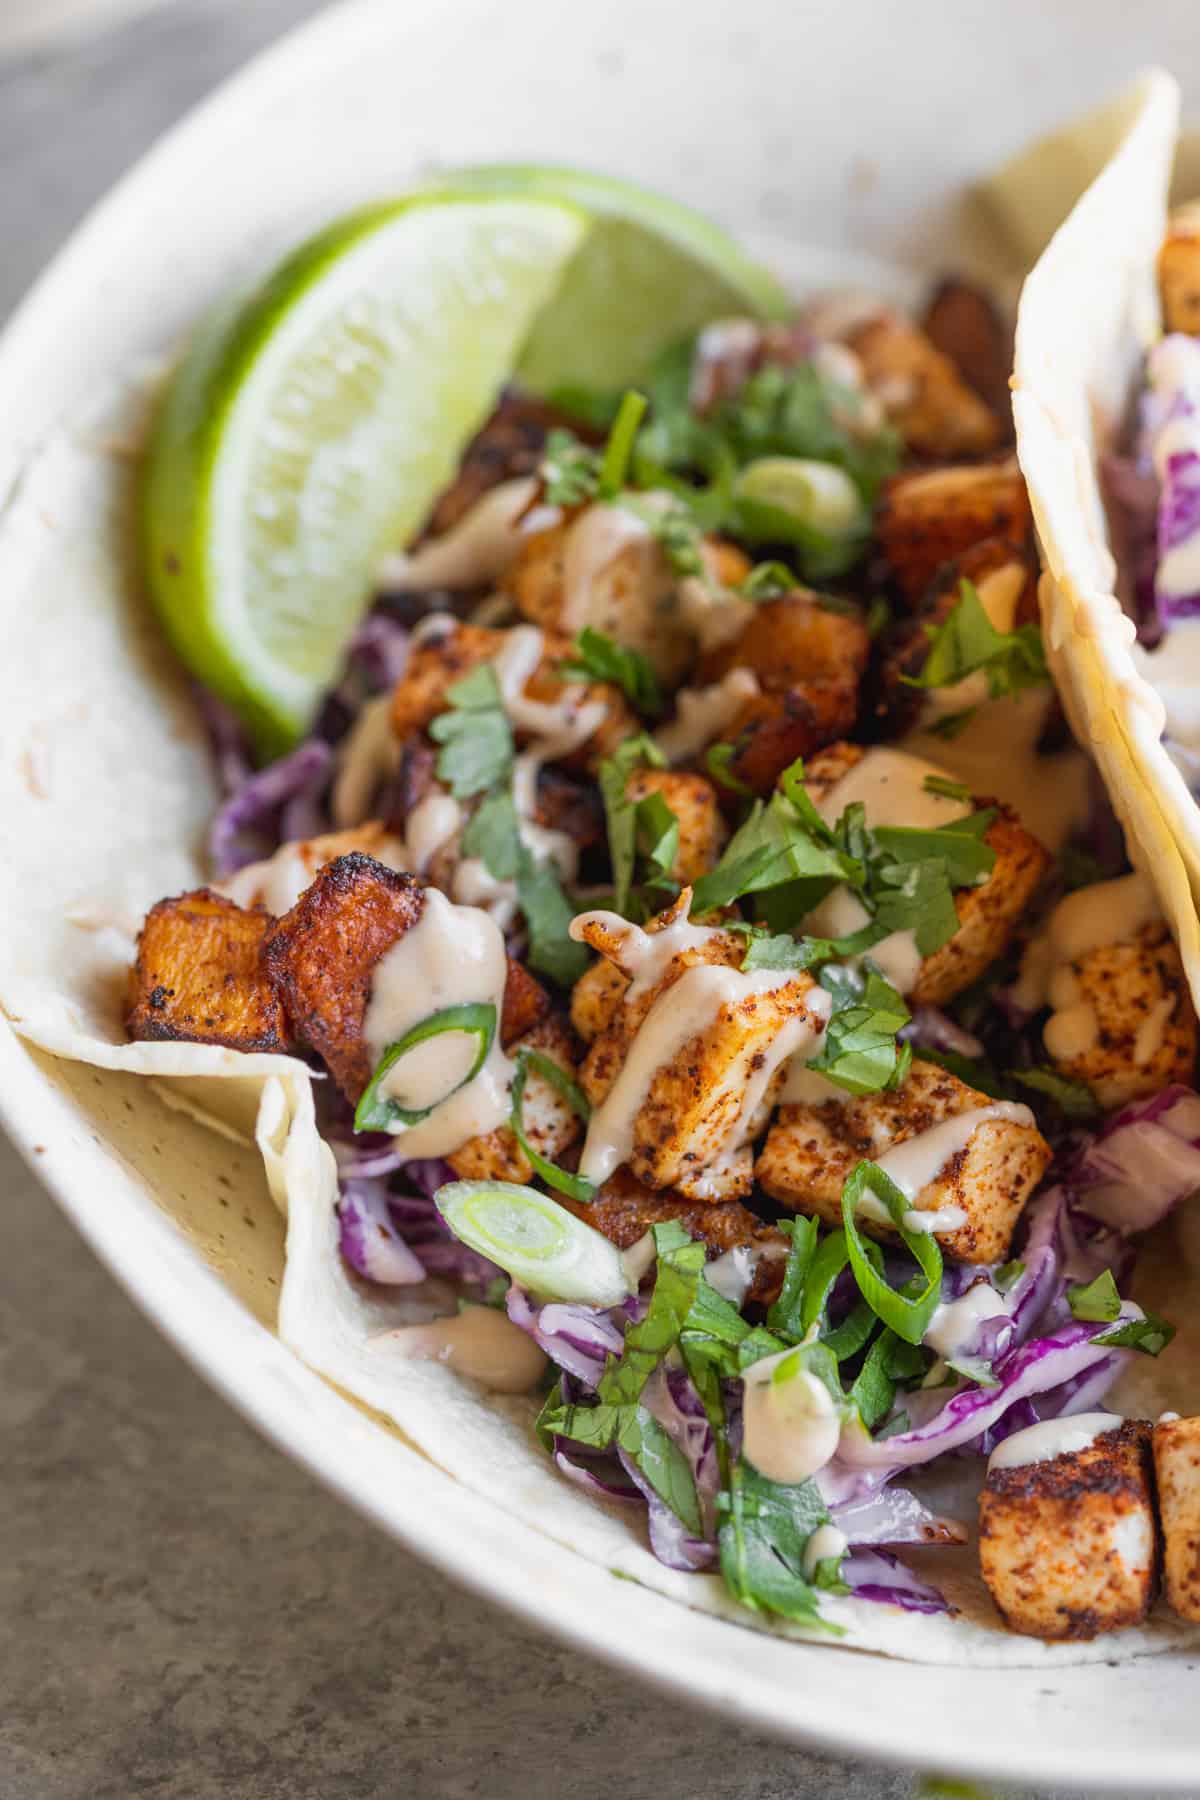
(1159, 206), (1200, 338)
(754, 1057), (1051, 1264)
(263, 852), (425, 1099)
(876, 457), (1031, 604)
(845, 311), (1003, 458)
(1153, 1415), (1200, 1622)
(1042, 927), (1198, 1112)
(979, 1421), (1159, 1640)
(448, 1012), (582, 1186)
(126, 889), (287, 1054)
(624, 768), (728, 887)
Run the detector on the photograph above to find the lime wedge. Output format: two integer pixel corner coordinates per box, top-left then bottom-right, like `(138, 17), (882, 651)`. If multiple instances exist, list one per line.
(444, 164), (792, 391)
(143, 194), (587, 756)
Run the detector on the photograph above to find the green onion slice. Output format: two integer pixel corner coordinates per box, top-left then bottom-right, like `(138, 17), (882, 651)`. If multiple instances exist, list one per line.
(435, 1179), (632, 1305)
(510, 1050), (597, 1205)
(354, 1002), (497, 1133)
(840, 1160), (943, 1346)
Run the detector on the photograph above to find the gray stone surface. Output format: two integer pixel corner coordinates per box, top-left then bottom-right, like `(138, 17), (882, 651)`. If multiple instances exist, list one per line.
(0, 7), (1175, 1797)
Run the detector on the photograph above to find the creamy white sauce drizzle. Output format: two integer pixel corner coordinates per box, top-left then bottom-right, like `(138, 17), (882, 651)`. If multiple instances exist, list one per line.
(620, 1231), (658, 1287)
(575, 963), (827, 1187)
(815, 746), (973, 831)
(779, 1061), (846, 1107)
(332, 693), (402, 827)
(382, 478), (560, 591)
(218, 828), (407, 915)
(655, 668), (760, 763)
(1135, 992), (1177, 1065)
(741, 1347), (842, 1485)
(924, 1282), (1009, 1360)
(362, 889), (514, 1151)
(802, 1523), (849, 1579)
(987, 1412), (1124, 1473)
(1014, 873), (1162, 1059)
(802, 885), (923, 995)
(404, 791), (463, 874)
(561, 501), (660, 632)
(569, 907), (727, 1003)
(706, 1245), (757, 1307)
(382, 1304), (548, 1394)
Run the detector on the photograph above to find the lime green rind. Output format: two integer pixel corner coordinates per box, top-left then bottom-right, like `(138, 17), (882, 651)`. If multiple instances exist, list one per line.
(142, 193), (588, 758)
(444, 162), (793, 390)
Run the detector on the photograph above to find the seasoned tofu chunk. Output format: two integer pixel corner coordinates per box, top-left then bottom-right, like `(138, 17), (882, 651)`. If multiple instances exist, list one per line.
(263, 852), (425, 1099)
(569, 955), (629, 1045)
(218, 823), (408, 916)
(506, 507), (750, 687)
(755, 1058), (1052, 1263)
(979, 1421), (1158, 1640)
(448, 1013), (581, 1186)
(717, 680), (862, 796)
(126, 889), (288, 1054)
(871, 538), (1038, 736)
(577, 909), (827, 1201)
(624, 768), (728, 886)
(1042, 926), (1198, 1111)
(845, 311), (1003, 458)
(920, 277), (1014, 427)
(499, 958), (551, 1048)
(1159, 204), (1200, 338)
(802, 742), (1052, 1006)
(876, 457), (1031, 603)
(559, 1166), (788, 1305)
(1153, 1415), (1200, 1621)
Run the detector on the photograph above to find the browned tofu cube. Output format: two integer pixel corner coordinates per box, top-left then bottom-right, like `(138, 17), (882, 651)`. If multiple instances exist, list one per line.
(569, 955), (629, 1045)
(921, 276), (1014, 428)
(1043, 926), (1198, 1112)
(577, 911), (826, 1201)
(1153, 1415), (1200, 1621)
(126, 889), (288, 1054)
(1159, 205), (1200, 337)
(500, 957), (551, 1048)
(559, 1165), (788, 1305)
(506, 511), (749, 687)
(696, 592), (871, 692)
(754, 1057), (1052, 1263)
(426, 390), (594, 537)
(979, 1421), (1159, 1640)
(263, 852), (425, 1099)
(718, 679), (861, 796)
(802, 743), (1052, 1006)
(625, 768), (728, 886)
(876, 457), (1031, 604)
(846, 311), (1003, 458)
(448, 1013), (582, 1186)
(871, 537), (1039, 737)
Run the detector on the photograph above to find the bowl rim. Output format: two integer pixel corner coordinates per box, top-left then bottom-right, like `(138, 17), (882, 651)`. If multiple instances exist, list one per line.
(2, 4), (1198, 1787)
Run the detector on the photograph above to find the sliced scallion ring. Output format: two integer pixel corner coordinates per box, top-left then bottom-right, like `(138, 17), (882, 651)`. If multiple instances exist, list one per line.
(435, 1179), (632, 1304)
(840, 1159), (943, 1346)
(354, 1001), (497, 1133)
(510, 1050), (596, 1205)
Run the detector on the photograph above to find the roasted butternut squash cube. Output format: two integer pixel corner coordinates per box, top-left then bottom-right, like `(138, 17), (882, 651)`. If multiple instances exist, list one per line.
(1153, 1415), (1200, 1622)
(846, 311), (1003, 458)
(719, 678), (861, 796)
(263, 852), (425, 1099)
(500, 957), (551, 1048)
(1042, 926), (1198, 1112)
(389, 618), (504, 742)
(876, 457), (1031, 603)
(218, 822), (408, 916)
(126, 889), (287, 1054)
(448, 1013), (581, 1186)
(754, 1058), (1051, 1264)
(1159, 205), (1200, 338)
(979, 1421), (1158, 1640)
(559, 1165), (788, 1306)
(696, 592), (871, 692)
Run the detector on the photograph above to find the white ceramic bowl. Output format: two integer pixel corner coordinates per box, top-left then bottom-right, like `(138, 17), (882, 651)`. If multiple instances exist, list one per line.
(4, 3), (1200, 1788)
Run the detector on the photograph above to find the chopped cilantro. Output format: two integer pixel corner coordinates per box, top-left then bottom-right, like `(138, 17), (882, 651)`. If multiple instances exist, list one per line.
(717, 1460), (841, 1631)
(840, 1160), (944, 1344)
(539, 428), (602, 508)
(1067, 1269), (1122, 1324)
(705, 741), (752, 795)
(596, 733), (674, 917)
(765, 1216), (819, 1341)
(429, 664), (514, 797)
(1091, 1310), (1176, 1356)
(562, 626), (662, 716)
(807, 963), (912, 1096)
(904, 579), (1049, 700)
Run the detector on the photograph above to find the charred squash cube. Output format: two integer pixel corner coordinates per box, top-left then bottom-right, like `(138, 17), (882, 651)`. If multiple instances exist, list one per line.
(876, 457), (1031, 604)
(126, 888), (288, 1054)
(264, 852), (425, 1099)
(979, 1421), (1159, 1640)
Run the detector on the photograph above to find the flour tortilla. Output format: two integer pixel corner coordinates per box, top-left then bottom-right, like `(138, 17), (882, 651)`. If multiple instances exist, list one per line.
(4, 97), (1200, 1665)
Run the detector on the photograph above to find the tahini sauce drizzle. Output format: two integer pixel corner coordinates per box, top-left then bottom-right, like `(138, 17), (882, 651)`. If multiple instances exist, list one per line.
(1013, 871), (1162, 1059)
(381, 478), (559, 591)
(987, 1412), (1124, 1472)
(362, 888), (514, 1152)
(382, 1304), (548, 1394)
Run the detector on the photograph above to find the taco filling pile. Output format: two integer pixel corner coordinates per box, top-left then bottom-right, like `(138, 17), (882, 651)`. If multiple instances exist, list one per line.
(114, 231), (1200, 1648)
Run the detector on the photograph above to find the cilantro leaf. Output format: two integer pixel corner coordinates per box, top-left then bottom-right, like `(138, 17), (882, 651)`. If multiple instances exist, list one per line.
(598, 1222), (706, 1407)
(904, 579), (1049, 699)
(461, 786), (520, 880)
(840, 1160), (944, 1344)
(514, 841), (589, 987)
(691, 790), (852, 918)
(849, 1326), (901, 1431)
(597, 734), (671, 917)
(1090, 1311), (1176, 1356)
(562, 626), (663, 716)
(539, 429), (601, 508)
(429, 664), (514, 797)
(807, 963), (912, 1095)
(539, 1395), (703, 1534)
(717, 1460), (841, 1631)
(765, 1215), (819, 1341)
(705, 742), (752, 795)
